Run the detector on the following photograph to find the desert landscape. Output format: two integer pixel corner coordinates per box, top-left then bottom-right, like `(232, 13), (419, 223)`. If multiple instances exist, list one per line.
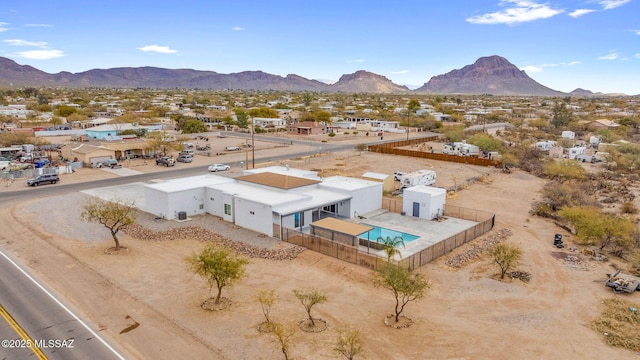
(1, 137), (638, 360)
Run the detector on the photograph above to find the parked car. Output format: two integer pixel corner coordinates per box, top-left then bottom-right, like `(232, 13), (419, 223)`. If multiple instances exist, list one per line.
(208, 163), (230, 172)
(156, 156), (175, 167)
(179, 149), (195, 156)
(27, 173), (60, 186)
(224, 146), (241, 151)
(217, 132), (227, 138)
(101, 159), (121, 168)
(176, 154), (193, 163)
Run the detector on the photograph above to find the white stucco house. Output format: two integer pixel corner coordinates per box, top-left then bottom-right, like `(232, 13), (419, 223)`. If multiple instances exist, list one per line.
(143, 167), (383, 238)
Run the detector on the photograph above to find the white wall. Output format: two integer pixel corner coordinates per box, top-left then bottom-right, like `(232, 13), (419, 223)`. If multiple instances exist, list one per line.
(348, 186), (382, 217)
(143, 187), (206, 219)
(234, 198), (274, 236)
(402, 186), (446, 220)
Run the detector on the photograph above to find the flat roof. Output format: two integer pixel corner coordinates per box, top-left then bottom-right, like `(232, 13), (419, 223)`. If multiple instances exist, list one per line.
(311, 217), (373, 236)
(273, 189), (351, 215)
(236, 172), (320, 190)
(320, 176), (380, 191)
(145, 174), (234, 193)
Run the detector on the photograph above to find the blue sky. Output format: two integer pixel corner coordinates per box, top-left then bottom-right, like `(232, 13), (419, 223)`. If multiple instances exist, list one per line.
(0, 0), (638, 94)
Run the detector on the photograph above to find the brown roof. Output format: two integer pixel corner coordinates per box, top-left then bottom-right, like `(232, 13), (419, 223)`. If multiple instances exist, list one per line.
(310, 218), (373, 236)
(236, 172), (320, 190)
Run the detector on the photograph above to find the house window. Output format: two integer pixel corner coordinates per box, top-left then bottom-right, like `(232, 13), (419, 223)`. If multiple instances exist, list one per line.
(224, 203), (231, 216)
(323, 204), (336, 213)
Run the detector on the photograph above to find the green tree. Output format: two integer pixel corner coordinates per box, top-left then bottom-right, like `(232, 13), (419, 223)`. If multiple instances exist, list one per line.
(467, 133), (503, 152)
(182, 119), (207, 134)
(185, 244), (248, 305)
(333, 327), (365, 360)
(271, 322), (296, 360)
(292, 288), (327, 327)
(373, 263), (429, 323)
(235, 109), (249, 129)
(257, 289), (279, 331)
(248, 107), (279, 118)
(550, 101), (573, 129)
(81, 198), (137, 251)
(378, 235), (405, 262)
(543, 160), (586, 183)
(146, 132), (181, 157)
(55, 105), (78, 117)
(559, 206), (636, 256)
(489, 243), (522, 279)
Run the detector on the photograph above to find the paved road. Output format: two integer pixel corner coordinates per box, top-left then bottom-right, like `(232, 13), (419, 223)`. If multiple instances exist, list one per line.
(0, 249), (126, 359)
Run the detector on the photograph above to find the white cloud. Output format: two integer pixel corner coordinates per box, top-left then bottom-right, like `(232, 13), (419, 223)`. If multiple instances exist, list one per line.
(0, 22), (9, 32)
(15, 49), (64, 60)
(565, 61), (581, 66)
(631, 29), (640, 35)
(24, 23), (52, 28)
(569, 9), (595, 17)
(600, 0), (631, 10)
(4, 39), (48, 48)
(598, 51), (619, 60)
(232, 26), (245, 31)
(347, 59), (365, 63)
(521, 65), (542, 72)
(466, 0), (564, 25)
(390, 70), (409, 74)
(137, 45), (178, 54)
(635, 53), (640, 59)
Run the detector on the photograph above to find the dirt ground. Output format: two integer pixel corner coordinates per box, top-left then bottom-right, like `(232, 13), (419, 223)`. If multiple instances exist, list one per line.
(1, 132), (637, 359)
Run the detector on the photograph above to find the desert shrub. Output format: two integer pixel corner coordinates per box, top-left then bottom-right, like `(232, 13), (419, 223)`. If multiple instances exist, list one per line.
(530, 202), (556, 218)
(344, 132), (350, 135)
(540, 182), (598, 212)
(592, 298), (640, 352)
(328, 132), (336, 137)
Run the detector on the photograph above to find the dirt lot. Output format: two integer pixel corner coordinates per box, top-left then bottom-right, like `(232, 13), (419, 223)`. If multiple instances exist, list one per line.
(1, 132), (636, 359)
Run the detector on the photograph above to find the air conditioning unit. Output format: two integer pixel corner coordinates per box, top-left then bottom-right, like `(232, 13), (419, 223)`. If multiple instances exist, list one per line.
(178, 211), (187, 220)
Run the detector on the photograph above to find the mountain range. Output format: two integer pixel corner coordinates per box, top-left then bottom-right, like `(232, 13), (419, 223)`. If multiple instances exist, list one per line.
(0, 55), (598, 96)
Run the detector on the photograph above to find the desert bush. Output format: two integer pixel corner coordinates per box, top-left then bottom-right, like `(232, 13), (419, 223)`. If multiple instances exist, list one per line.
(592, 298), (640, 352)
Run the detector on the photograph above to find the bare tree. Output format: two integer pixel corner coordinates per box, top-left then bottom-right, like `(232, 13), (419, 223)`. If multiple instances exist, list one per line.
(271, 322), (296, 360)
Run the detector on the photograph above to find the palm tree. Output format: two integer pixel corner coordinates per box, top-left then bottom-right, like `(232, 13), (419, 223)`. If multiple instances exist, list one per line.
(378, 235), (405, 262)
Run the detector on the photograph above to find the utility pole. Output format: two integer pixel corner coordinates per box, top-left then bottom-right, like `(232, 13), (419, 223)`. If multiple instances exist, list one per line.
(251, 117), (255, 168)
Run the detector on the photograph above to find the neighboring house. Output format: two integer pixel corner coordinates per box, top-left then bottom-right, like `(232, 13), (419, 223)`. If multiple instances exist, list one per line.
(85, 123), (162, 140)
(588, 119), (620, 130)
(143, 167), (383, 238)
(59, 143), (115, 165)
(362, 172), (394, 193)
(253, 117), (286, 130)
(287, 121), (328, 135)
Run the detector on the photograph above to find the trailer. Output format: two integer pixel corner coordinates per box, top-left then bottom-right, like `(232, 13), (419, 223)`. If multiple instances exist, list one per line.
(442, 142), (480, 157)
(399, 169), (436, 189)
(606, 270), (640, 294)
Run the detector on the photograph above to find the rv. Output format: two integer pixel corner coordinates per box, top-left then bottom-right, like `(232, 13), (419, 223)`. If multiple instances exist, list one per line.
(442, 142), (480, 157)
(561, 131), (575, 140)
(399, 169), (436, 189)
(536, 141), (557, 151)
(567, 146), (586, 160)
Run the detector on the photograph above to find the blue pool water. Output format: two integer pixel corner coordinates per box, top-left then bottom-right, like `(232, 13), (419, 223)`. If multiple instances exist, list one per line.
(359, 224), (420, 243)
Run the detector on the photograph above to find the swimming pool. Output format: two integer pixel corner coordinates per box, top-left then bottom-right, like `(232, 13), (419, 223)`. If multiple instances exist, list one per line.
(359, 224), (420, 243)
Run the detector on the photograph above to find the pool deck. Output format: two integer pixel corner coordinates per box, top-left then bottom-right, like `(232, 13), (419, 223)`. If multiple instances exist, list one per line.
(353, 209), (479, 259)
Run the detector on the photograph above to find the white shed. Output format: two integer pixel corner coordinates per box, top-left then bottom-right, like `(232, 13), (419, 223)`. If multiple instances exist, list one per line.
(402, 185), (446, 220)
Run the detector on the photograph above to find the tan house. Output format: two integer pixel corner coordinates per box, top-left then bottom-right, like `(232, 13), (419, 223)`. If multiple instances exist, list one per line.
(60, 143), (115, 165)
(588, 119), (620, 130)
(287, 121), (328, 135)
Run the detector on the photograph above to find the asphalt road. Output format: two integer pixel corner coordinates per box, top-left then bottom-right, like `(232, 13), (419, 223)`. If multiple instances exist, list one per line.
(0, 249), (125, 360)
(0, 133), (436, 359)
